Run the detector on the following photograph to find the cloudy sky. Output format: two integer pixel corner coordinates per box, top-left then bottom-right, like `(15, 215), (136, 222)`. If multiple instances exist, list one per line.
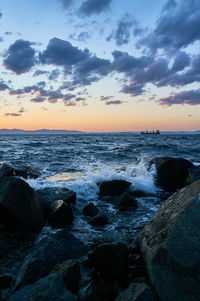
(0, 0), (200, 131)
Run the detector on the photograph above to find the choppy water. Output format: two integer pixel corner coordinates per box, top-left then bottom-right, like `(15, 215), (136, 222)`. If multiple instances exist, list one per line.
(0, 133), (200, 244)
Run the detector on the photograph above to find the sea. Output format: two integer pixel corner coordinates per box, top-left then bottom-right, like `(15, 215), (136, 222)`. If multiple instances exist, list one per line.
(0, 133), (200, 245)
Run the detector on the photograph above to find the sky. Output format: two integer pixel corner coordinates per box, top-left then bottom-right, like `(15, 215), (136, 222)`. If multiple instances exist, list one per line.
(0, 0), (200, 132)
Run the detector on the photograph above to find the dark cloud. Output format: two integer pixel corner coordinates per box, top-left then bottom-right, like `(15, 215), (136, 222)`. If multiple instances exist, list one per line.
(0, 81), (9, 91)
(171, 51), (190, 72)
(0, 37), (4, 42)
(79, 0), (112, 16)
(76, 97), (85, 101)
(33, 70), (48, 77)
(105, 100), (122, 105)
(139, 0), (200, 53)
(100, 95), (113, 101)
(48, 69), (60, 80)
(107, 15), (133, 46)
(77, 32), (91, 42)
(0, 12), (2, 18)
(39, 38), (89, 68)
(58, 0), (73, 9)
(157, 89), (200, 106)
(121, 84), (145, 96)
(63, 100), (76, 106)
(3, 39), (36, 74)
(5, 31), (12, 35)
(4, 113), (22, 117)
(31, 97), (46, 103)
(63, 93), (75, 100)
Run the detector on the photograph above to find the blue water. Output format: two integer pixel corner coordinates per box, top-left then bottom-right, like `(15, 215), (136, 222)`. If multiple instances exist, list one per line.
(0, 133), (200, 244)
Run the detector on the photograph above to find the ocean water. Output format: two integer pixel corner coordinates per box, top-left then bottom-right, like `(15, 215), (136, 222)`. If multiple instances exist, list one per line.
(1, 133), (200, 244)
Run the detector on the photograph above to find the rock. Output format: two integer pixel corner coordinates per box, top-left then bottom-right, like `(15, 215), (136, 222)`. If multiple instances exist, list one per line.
(185, 165), (200, 185)
(0, 233), (9, 257)
(114, 191), (138, 211)
(0, 275), (13, 290)
(98, 180), (131, 196)
(37, 187), (76, 211)
(52, 259), (81, 294)
(0, 163), (41, 179)
(148, 157), (194, 191)
(11, 229), (88, 291)
(48, 200), (74, 228)
(88, 214), (109, 227)
(0, 177), (45, 234)
(8, 274), (76, 301)
(82, 202), (99, 217)
(88, 243), (128, 280)
(137, 180), (200, 301)
(115, 282), (157, 301)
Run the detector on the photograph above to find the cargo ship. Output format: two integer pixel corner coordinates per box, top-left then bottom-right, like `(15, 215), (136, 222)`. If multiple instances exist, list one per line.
(140, 130), (160, 135)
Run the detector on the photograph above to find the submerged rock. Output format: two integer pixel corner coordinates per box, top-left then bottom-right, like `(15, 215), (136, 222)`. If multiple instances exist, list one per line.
(48, 200), (74, 228)
(0, 163), (41, 179)
(115, 282), (157, 301)
(11, 229), (88, 291)
(138, 180), (200, 301)
(0, 177), (45, 234)
(88, 214), (109, 227)
(113, 191), (138, 211)
(82, 202), (99, 217)
(8, 273), (76, 301)
(88, 243), (128, 280)
(98, 180), (131, 196)
(148, 156), (194, 191)
(185, 165), (200, 185)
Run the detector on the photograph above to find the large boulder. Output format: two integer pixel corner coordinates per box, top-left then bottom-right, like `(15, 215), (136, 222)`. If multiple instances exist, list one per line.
(185, 165), (200, 186)
(10, 229), (88, 291)
(115, 282), (157, 301)
(148, 157), (194, 191)
(0, 177), (45, 234)
(138, 180), (200, 301)
(0, 163), (41, 179)
(98, 180), (131, 196)
(88, 243), (128, 280)
(82, 203), (99, 217)
(7, 273), (76, 301)
(88, 214), (109, 227)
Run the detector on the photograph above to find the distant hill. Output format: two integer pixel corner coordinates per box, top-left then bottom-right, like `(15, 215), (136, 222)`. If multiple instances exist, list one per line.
(0, 129), (84, 135)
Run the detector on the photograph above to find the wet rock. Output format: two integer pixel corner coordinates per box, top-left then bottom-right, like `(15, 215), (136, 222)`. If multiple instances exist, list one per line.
(0, 177), (45, 234)
(88, 214), (109, 227)
(115, 282), (157, 301)
(82, 202), (99, 217)
(0, 275), (13, 290)
(88, 243), (128, 280)
(37, 187), (76, 210)
(0, 163), (41, 179)
(48, 200), (74, 228)
(114, 191), (138, 211)
(138, 180), (200, 301)
(11, 229), (88, 291)
(148, 156), (194, 191)
(8, 274), (76, 301)
(52, 259), (81, 294)
(185, 165), (200, 185)
(98, 180), (131, 196)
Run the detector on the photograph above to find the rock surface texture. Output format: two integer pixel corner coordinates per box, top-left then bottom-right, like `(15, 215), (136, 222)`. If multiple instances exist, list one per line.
(138, 180), (200, 301)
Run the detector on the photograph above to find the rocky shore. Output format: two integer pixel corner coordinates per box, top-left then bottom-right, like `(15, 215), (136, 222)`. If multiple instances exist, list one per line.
(0, 158), (200, 300)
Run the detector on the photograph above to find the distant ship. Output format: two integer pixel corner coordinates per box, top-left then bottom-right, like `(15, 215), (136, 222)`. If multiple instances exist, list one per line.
(140, 130), (160, 135)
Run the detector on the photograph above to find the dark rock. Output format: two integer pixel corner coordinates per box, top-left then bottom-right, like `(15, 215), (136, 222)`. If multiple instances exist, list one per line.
(115, 282), (157, 301)
(11, 229), (88, 291)
(0, 233), (9, 257)
(37, 187), (76, 210)
(148, 156), (194, 191)
(8, 274), (76, 301)
(52, 259), (81, 294)
(185, 165), (200, 185)
(114, 191), (138, 211)
(88, 214), (109, 227)
(138, 180), (200, 301)
(82, 202), (99, 217)
(0, 275), (13, 290)
(0, 163), (41, 179)
(98, 179), (131, 196)
(88, 243), (128, 280)
(48, 200), (74, 228)
(0, 177), (45, 234)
